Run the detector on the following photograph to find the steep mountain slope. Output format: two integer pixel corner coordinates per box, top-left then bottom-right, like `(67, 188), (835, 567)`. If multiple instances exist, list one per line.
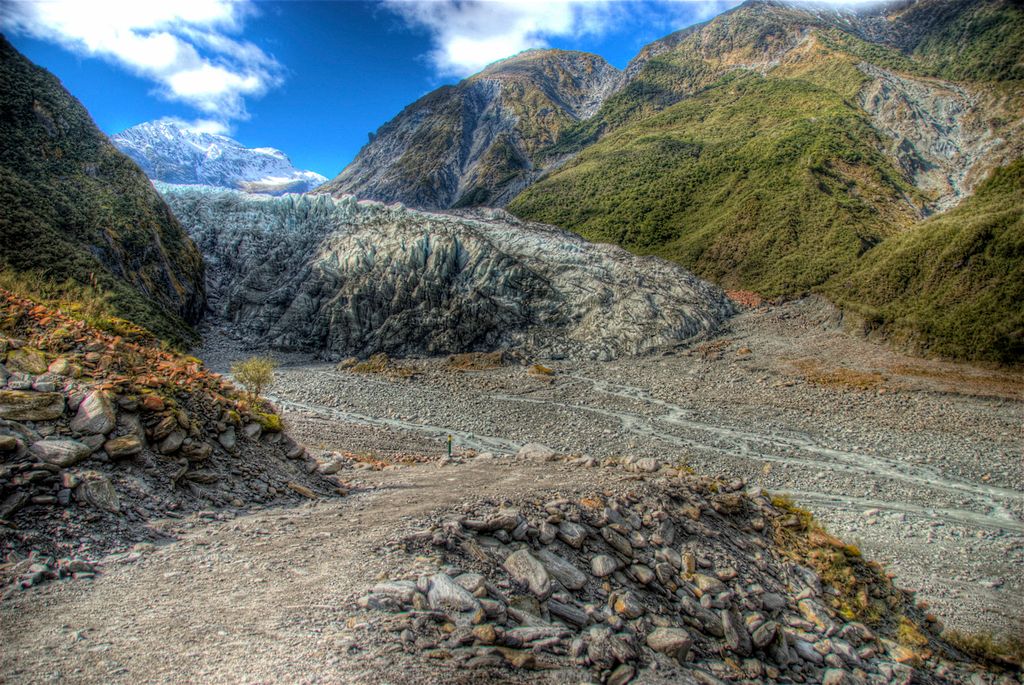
(0, 36), (204, 346)
(112, 120), (327, 195)
(318, 49), (621, 209)
(824, 159), (1024, 364)
(159, 185), (732, 361)
(506, 0), (1023, 361)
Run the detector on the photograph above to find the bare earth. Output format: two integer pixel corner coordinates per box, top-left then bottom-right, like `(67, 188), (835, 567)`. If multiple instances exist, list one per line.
(2, 297), (1022, 683)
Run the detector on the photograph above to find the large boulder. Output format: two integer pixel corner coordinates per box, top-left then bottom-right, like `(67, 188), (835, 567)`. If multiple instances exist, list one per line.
(70, 391), (116, 435)
(0, 390), (65, 420)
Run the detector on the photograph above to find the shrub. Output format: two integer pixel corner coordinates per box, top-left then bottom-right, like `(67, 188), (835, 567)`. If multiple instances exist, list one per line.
(230, 356), (277, 400)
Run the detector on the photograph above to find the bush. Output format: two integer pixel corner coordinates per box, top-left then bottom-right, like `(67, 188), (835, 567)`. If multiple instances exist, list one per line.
(230, 356), (277, 400)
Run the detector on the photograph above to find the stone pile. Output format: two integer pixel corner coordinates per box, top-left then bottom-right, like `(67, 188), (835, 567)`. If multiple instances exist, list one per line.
(0, 290), (338, 593)
(358, 475), (1005, 684)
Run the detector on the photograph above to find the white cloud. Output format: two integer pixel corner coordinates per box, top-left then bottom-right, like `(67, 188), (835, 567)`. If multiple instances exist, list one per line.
(1, 0), (280, 125)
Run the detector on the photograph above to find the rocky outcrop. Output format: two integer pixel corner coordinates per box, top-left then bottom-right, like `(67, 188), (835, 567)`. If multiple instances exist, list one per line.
(857, 63), (1019, 211)
(0, 37), (204, 344)
(159, 184), (732, 361)
(357, 472), (987, 683)
(318, 49), (621, 209)
(0, 290), (340, 593)
(112, 120), (327, 195)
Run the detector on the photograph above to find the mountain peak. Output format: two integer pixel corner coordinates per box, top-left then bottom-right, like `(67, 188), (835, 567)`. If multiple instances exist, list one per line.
(112, 120), (326, 195)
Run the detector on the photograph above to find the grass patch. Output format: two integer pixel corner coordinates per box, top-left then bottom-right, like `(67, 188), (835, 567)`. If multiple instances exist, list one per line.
(348, 353), (417, 379)
(943, 628), (1024, 670)
(793, 359), (888, 391)
(445, 351), (511, 371)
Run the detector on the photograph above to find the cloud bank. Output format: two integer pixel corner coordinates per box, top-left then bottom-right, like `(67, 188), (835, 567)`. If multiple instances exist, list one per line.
(1, 0), (281, 128)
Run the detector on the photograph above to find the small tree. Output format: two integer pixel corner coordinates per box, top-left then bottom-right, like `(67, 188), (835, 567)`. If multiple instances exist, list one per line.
(231, 356), (277, 401)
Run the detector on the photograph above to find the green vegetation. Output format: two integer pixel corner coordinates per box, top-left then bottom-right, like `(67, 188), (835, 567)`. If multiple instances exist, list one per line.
(908, 0), (1024, 82)
(511, 72), (919, 297)
(825, 160), (1024, 364)
(230, 356), (278, 400)
(943, 627), (1024, 669)
(0, 36), (204, 348)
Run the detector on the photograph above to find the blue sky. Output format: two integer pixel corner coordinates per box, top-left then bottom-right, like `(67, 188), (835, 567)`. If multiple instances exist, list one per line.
(2, 1), (748, 178)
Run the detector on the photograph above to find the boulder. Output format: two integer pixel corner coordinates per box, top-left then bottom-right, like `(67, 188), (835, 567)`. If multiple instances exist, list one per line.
(0, 390), (65, 420)
(503, 549), (552, 599)
(517, 442), (558, 461)
(70, 391), (117, 435)
(30, 438), (92, 467)
(76, 476), (120, 512)
(647, 627), (692, 662)
(104, 434), (143, 460)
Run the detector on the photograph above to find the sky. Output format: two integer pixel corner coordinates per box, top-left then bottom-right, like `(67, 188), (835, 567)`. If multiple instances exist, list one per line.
(3, 1), (763, 179)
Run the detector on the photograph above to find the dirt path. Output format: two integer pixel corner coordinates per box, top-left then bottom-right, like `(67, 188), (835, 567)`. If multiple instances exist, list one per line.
(1, 459), (629, 684)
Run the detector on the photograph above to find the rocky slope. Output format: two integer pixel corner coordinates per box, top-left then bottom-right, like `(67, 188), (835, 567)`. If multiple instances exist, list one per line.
(318, 49), (621, 209)
(358, 474), (1005, 684)
(159, 184), (732, 361)
(112, 120), (327, 195)
(0, 289), (340, 593)
(0, 37), (205, 346)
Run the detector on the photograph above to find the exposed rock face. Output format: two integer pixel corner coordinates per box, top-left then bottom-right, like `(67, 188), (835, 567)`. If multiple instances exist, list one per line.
(0, 37), (204, 344)
(112, 120), (327, 195)
(857, 63), (1017, 210)
(159, 185), (732, 360)
(318, 49), (621, 209)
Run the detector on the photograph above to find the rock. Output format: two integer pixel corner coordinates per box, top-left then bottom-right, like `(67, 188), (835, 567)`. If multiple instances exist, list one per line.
(70, 391), (117, 435)
(762, 592), (786, 612)
(798, 598), (837, 634)
(601, 526), (633, 557)
(141, 395), (165, 412)
(6, 347), (48, 374)
(822, 669), (850, 685)
(103, 434), (143, 460)
(371, 580), (417, 605)
(592, 554), (618, 577)
(159, 429), (187, 454)
(30, 438), (92, 467)
(242, 422), (262, 440)
(634, 457), (660, 472)
(613, 591), (645, 619)
(607, 664), (636, 685)
(586, 626), (637, 670)
(286, 482), (317, 499)
(0, 435), (17, 451)
(472, 623), (497, 644)
(751, 620), (778, 649)
(0, 491), (29, 519)
(0, 390), (65, 420)
(517, 443), (557, 461)
(630, 564), (655, 585)
(503, 549), (551, 599)
(722, 607), (752, 656)
(557, 521), (588, 549)
(647, 627), (692, 662)
(548, 598), (589, 627)
(536, 548), (588, 590)
(181, 441), (213, 461)
(76, 476), (120, 512)
(428, 573), (481, 614)
(218, 426), (237, 450)
(693, 573), (726, 596)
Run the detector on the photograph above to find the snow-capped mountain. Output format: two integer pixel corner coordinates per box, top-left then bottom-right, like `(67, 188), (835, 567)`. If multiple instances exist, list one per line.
(111, 120), (327, 195)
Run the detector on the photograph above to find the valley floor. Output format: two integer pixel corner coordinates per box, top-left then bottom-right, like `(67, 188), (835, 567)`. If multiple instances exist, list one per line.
(2, 297), (1021, 683)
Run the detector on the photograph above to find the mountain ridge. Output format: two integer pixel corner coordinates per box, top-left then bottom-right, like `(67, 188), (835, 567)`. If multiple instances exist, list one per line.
(112, 120), (327, 196)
